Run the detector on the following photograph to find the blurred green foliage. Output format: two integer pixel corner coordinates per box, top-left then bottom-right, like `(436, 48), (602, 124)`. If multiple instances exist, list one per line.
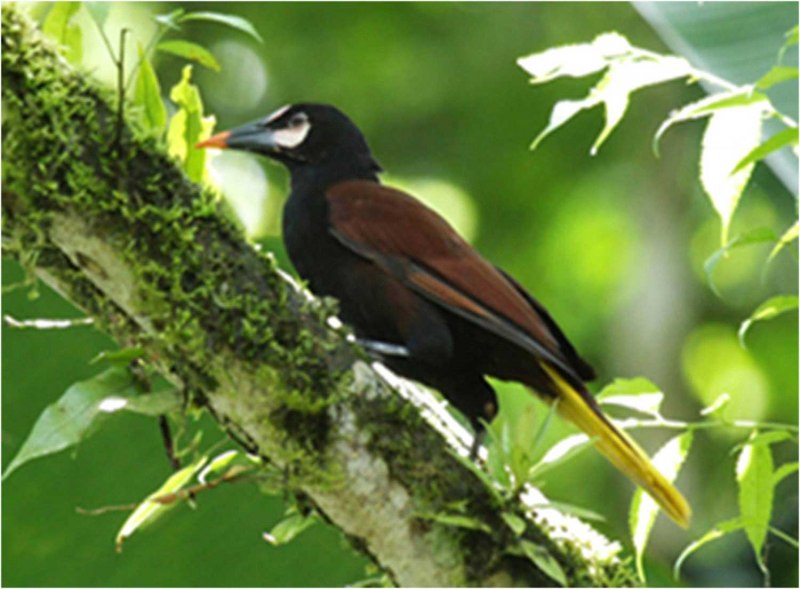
(3, 2), (797, 587)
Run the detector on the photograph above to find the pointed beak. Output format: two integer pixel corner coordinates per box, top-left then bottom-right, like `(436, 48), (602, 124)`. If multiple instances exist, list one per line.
(195, 120), (278, 152)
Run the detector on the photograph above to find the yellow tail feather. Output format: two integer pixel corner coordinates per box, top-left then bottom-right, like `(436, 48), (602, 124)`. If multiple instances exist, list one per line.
(541, 364), (691, 528)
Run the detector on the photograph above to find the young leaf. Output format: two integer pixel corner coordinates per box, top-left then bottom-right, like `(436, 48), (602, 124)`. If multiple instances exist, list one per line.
(116, 456), (207, 552)
(700, 392), (730, 418)
(134, 44), (167, 135)
(755, 65), (799, 90)
(736, 433), (774, 569)
(157, 40), (221, 72)
(766, 221), (799, 266)
(167, 65), (216, 183)
(263, 512), (318, 546)
(41, 1), (83, 64)
(772, 462), (799, 488)
(703, 227), (776, 296)
(674, 517), (744, 579)
(178, 11), (263, 44)
(154, 8), (185, 31)
(700, 103), (766, 246)
(738, 295), (798, 346)
(198, 449), (239, 484)
(519, 540), (568, 586)
(598, 377), (664, 416)
(3, 367), (139, 480)
(732, 126), (799, 174)
(91, 346), (145, 366)
(630, 431), (693, 583)
(528, 433), (592, 480)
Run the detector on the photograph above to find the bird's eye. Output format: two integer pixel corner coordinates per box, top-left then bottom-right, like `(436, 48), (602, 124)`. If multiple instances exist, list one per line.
(288, 113), (308, 129)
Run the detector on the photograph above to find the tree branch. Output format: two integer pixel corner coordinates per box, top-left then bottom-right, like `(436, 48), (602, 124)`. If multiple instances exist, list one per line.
(1, 6), (635, 586)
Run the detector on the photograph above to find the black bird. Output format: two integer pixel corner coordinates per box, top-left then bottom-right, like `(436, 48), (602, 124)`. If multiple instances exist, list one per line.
(197, 103), (690, 527)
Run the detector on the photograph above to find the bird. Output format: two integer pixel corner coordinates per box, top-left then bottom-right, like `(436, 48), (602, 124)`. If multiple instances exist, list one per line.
(196, 103), (691, 527)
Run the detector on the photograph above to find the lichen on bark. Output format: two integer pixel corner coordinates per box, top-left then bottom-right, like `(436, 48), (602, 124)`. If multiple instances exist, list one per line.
(1, 5), (637, 587)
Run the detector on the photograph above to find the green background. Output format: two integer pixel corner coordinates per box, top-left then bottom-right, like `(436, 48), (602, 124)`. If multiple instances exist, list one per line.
(3, 2), (797, 587)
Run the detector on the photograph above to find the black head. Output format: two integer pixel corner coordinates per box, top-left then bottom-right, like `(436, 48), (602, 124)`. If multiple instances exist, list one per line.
(197, 103), (381, 177)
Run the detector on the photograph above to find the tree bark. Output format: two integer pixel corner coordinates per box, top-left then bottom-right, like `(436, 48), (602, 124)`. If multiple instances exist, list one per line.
(1, 6), (635, 587)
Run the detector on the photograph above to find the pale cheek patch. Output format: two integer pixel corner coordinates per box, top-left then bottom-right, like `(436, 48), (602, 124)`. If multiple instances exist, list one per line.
(272, 121), (311, 149)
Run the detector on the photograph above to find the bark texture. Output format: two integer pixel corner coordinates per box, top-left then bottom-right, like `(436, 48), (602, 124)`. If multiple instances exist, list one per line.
(1, 6), (635, 587)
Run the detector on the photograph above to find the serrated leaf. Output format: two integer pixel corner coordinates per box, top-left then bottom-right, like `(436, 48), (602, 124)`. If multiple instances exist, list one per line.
(134, 44), (167, 135)
(263, 512), (317, 545)
(736, 433), (774, 567)
(167, 65), (216, 182)
(42, 1), (83, 64)
(773, 462), (799, 487)
(738, 295), (798, 346)
(631, 431), (693, 583)
(3, 367), (139, 480)
(520, 540), (567, 586)
(654, 89), (769, 155)
(703, 227), (776, 296)
(756, 65), (799, 90)
(178, 11), (263, 44)
(767, 221), (799, 266)
(157, 40), (221, 72)
(733, 126), (799, 174)
(701, 103), (767, 245)
(116, 456), (207, 552)
(674, 517), (744, 580)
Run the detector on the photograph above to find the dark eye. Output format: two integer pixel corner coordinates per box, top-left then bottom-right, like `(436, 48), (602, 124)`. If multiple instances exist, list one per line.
(288, 113), (308, 128)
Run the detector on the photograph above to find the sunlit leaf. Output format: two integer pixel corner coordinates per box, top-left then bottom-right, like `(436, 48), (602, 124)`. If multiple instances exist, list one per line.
(116, 456), (207, 552)
(154, 9), (185, 31)
(167, 65), (216, 183)
(85, 2), (110, 27)
(767, 221), (799, 266)
(157, 40), (221, 72)
(630, 431), (693, 583)
(598, 377), (664, 416)
(756, 65), (799, 90)
(738, 295), (798, 346)
(674, 517), (744, 579)
(3, 367), (139, 480)
(197, 450), (239, 484)
(736, 432), (774, 569)
(105, 389), (183, 417)
(41, 1), (83, 64)
(772, 462), (799, 487)
(700, 392), (730, 417)
(263, 512), (318, 545)
(528, 433), (592, 480)
(519, 540), (567, 586)
(733, 126), (799, 174)
(703, 227), (776, 296)
(134, 44), (167, 135)
(517, 31), (631, 84)
(178, 11), (263, 44)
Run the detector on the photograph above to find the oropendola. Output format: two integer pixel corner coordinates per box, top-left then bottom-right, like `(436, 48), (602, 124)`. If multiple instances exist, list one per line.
(197, 103), (691, 527)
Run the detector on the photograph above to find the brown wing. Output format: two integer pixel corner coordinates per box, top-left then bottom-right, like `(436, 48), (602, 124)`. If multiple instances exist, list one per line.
(326, 180), (588, 380)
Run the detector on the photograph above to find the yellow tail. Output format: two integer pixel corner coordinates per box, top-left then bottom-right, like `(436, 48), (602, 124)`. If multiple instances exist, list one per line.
(541, 364), (691, 528)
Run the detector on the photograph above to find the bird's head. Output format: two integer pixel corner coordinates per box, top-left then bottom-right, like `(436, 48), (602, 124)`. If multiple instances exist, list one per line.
(196, 103), (381, 175)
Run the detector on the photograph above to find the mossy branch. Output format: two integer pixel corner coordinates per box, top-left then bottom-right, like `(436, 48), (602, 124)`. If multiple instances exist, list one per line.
(1, 6), (635, 587)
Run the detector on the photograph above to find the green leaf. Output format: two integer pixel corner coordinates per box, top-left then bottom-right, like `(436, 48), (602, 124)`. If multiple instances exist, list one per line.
(116, 456), (207, 552)
(528, 432), (593, 480)
(417, 511), (492, 534)
(134, 44), (167, 135)
(772, 462), (799, 488)
(700, 392), (730, 418)
(178, 11), (263, 44)
(501, 512), (527, 536)
(519, 540), (567, 586)
(674, 517), (744, 579)
(700, 103), (767, 245)
(167, 65), (216, 182)
(111, 389), (183, 417)
(736, 432), (774, 569)
(738, 295), (799, 346)
(91, 346), (145, 366)
(41, 1), (83, 64)
(756, 65), (799, 90)
(197, 449), (239, 484)
(3, 367), (139, 480)
(154, 9), (185, 31)
(703, 227), (776, 296)
(779, 25), (799, 63)
(767, 221), (799, 266)
(263, 512), (318, 546)
(732, 126), (799, 174)
(654, 89), (770, 155)
(597, 377), (664, 416)
(85, 2), (110, 27)
(157, 40), (221, 72)
(630, 431), (693, 583)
